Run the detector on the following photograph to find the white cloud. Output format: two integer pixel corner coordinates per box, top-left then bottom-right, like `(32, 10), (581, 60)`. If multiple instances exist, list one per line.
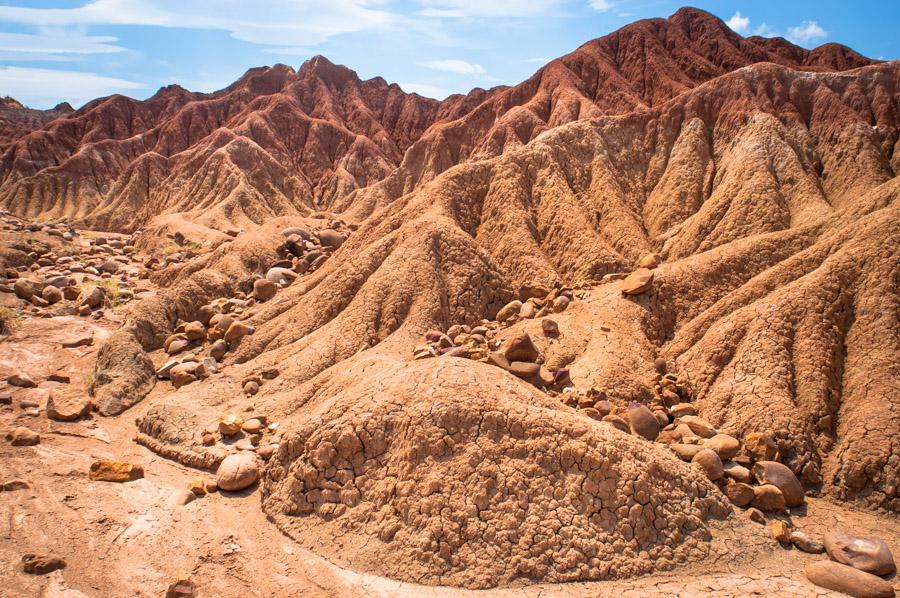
(726, 11), (750, 35)
(415, 0), (562, 18)
(724, 11), (829, 48)
(0, 65), (144, 108)
(398, 82), (453, 99)
(0, 0), (396, 48)
(588, 0), (612, 12)
(0, 31), (124, 57)
(786, 21), (827, 44)
(420, 59), (487, 76)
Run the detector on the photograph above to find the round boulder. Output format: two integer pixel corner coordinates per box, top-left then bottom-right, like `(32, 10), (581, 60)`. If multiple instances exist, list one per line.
(216, 452), (260, 492)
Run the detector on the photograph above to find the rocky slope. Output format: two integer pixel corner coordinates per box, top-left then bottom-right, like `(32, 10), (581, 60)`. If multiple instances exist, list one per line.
(1, 6), (898, 595)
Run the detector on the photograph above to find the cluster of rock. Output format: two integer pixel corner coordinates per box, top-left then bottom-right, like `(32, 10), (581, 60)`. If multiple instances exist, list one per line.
(562, 359), (809, 516)
(156, 225), (351, 388)
(598, 253), (661, 294)
(204, 410), (281, 461)
(413, 287), (577, 389)
(156, 301), (256, 389)
(277, 224), (348, 276)
(0, 214), (146, 318)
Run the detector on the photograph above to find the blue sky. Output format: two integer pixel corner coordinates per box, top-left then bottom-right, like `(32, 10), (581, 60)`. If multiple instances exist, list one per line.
(0, 1), (896, 109)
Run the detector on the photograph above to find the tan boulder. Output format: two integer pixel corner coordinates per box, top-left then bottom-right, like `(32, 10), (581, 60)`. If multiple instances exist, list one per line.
(704, 433), (740, 460)
(628, 404), (660, 441)
(46, 389), (92, 421)
(691, 448), (723, 481)
(6, 426), (40, 446)
(501, 333), (539, 363)
(621, 268), (654, 295)
(724, 482), (755, 507)
(743, 431), (778, 462)
(824, 530), (896, 576)
(216, 452), (260, 492)
(253, 278), (278, 301)
(89, 460), (143, 482)
(805, 561), (894, 598)
(751, 484), (786, 511)
(752, 461), (804, 507)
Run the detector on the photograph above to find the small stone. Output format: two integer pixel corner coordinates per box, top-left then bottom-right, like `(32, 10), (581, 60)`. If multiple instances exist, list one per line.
(22, 553), (66, 575)
(743, 431), (778, 462)
(317, 229), (346, 248)
(218, 414), (243, 437)
(551, 295), (570, 313)
(678, 415), (716, 438)
(252, 278), (278, 301)
(670, 443), (703, 461)
(805, 561), (895, 598)
(745, 507), (766, 525)
(601, 414), (631, 434)
(243, 380), (259, 396)
(46, 389), (92, 421)
(7, 372), (36, 387)
(224, 321), (254, 344)
(79, 285), (105, 308)
(638, 253), (661, 269)
(2, 479), (30, 491)
(691, 448), (723, 481)
(6, 426), (40, 446)
(183, 321), (207, 341)
(770, 519), (793, 545)
(501, 333), (539, 362)
(669, 403), (696, 418)
(824, 530), (896, 576)
(621, 268), (654, 295)
(508, 361), (541, 381)
(704, 433), (740, 460)
(187, 477), (207, 497)
(209, 339), (228, 361)
(653, 357), (667, 374)
(169, 362), (199, 388)
(168, 488), (196, 507)
(724, 481), (755, 507)
(216, 452), (260, 492)
(89, 460), (143, 482)
(723, 462), (752, 484)
(628, 404), (660, 441)
(752, 461), (804, 507)
(165, 576), (196, 598)
(241, 418), (263, 434)
(257, 444), (277, 460)
(41, 285), (62, 304)
(791, 530), (825, 554)
(62, 334), (93, 348)
(495, 300), (522, 322)
(541, 319), (559, 335)
(751, 484), (786, 512)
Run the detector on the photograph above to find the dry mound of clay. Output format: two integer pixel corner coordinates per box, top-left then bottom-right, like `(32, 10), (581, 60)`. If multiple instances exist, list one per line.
(261, 357), (731, 588)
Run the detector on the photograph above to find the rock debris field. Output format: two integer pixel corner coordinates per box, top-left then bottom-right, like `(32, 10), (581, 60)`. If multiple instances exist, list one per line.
(1, 7), (899, 598)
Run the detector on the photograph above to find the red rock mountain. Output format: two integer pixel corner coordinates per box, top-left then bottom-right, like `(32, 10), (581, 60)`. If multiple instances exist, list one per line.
(0, 7), (878, 231)
(0, 96), (73, 149)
